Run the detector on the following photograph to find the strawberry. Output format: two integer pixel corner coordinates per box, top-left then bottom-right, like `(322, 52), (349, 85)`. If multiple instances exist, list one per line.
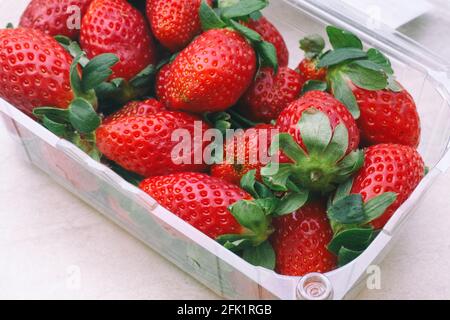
(96, 111), (211, 177)
(297, 58), (327, 85)
(237, 67), (302, 123)
(0, 28), (74, 117)
(0, 27), (119, 159)
(315, 25), (422, 150)
(351, 83), (421, 148)
(80, 0), (157, 81)
(243, 16), (289, 67)
(141, 171), (282, 269)
(211, 124), (277, 186)
(295, 34), (327, 87)
(324, 144), (425, 266)
(271, 201), (337, 276)
(277, 91), (360, 153)
(263, 91), (362, 193)
(350, 144), (425, 229)
(147, 0), (213, 52)
(139, 172), (253, 239)
(103, 98), (166, 124)
(19, 0), (92, 40)
(312, 26), (422, 146)
(158, 1), (279, 113)
(159, 28), (257, 113)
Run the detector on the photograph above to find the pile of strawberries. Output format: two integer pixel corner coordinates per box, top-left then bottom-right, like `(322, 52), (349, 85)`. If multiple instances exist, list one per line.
(0, 0), (425, 277)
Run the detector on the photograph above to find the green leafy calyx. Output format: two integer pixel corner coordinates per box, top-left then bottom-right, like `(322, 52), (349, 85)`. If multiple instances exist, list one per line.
(33, 53), (118, 159)
(199, 0), (278, 72)
(55, 35), (157, 105)
(217, 168), (310, 270)
(319, 26), (403, 119)
(326, 178), (398, 266)
(261, 108), (364, 193)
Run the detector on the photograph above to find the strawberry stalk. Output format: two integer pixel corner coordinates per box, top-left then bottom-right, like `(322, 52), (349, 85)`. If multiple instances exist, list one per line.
(199, 0), (278, 72)
(33, 53), (119, 160)
(55, 36), (90, 67)
(326, 179), (398, 267)
(261, 108), (364, 193)
(318, 26), (402, 118)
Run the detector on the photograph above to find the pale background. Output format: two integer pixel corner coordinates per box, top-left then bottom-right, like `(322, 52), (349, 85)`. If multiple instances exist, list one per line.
(1, 0), (450, 300)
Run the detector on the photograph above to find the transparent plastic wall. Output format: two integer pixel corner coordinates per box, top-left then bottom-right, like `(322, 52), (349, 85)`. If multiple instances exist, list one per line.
(1, 0), (450, 300)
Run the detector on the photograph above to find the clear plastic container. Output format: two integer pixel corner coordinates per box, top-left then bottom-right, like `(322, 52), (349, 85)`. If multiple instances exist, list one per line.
(1, 0), (450, 300)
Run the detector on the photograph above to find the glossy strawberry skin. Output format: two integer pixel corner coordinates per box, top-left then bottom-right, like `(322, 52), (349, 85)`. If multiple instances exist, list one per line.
(96, 112), (211, 177)
(296, 58), (327, 86)
(155, 63), (171, 103)
(244, 17), (289, 67)
(271, 202), (337, 276)
(103, 98), (166, 124)
(19, 0), (92, 40)
(351, 84), (421, 148)
(140, 172), (252, 239)
(277, 91), (360, 154)
(160, 29), (257, 113)
(80, 0), (157, 81)
(239, 67), (302, 123)
(351, 144), (425, 229)
(0, 28), (74, 116)
(211, 124), (277, 186)
(147, 0), (212, 52)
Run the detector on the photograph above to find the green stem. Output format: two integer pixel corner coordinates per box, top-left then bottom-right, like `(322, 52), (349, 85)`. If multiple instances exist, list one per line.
(228, 109), (259, 127)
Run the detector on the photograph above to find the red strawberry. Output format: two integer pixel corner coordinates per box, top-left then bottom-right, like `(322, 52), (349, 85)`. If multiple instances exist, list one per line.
(350, 144), (425, 229)
(96, 111), (211, 177)
(103, 98), (166, 124)
(263, 91), (362, 192)
(318, 26), (421, 145)
(0, 28), (74, 116)
(277, 91), (360, 154)
(238, 67), (302, 123)
(140, 172), (252, 239)
(243, 17), (289, 67)
(147, 0), (213, 52)
(211, 124), (277, 186)
(159, 28), (257, 113)
(80, 0), (157, 81)
(351, 83), (421, 148)
(19, 0), (92, 40)
(296, 34), (327, 87)
(296, 58), (327, 85)
(271, 201), (337, 276)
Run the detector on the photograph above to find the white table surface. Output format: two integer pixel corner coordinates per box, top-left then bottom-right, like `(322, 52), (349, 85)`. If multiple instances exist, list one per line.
(1, 0), (450, 300)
